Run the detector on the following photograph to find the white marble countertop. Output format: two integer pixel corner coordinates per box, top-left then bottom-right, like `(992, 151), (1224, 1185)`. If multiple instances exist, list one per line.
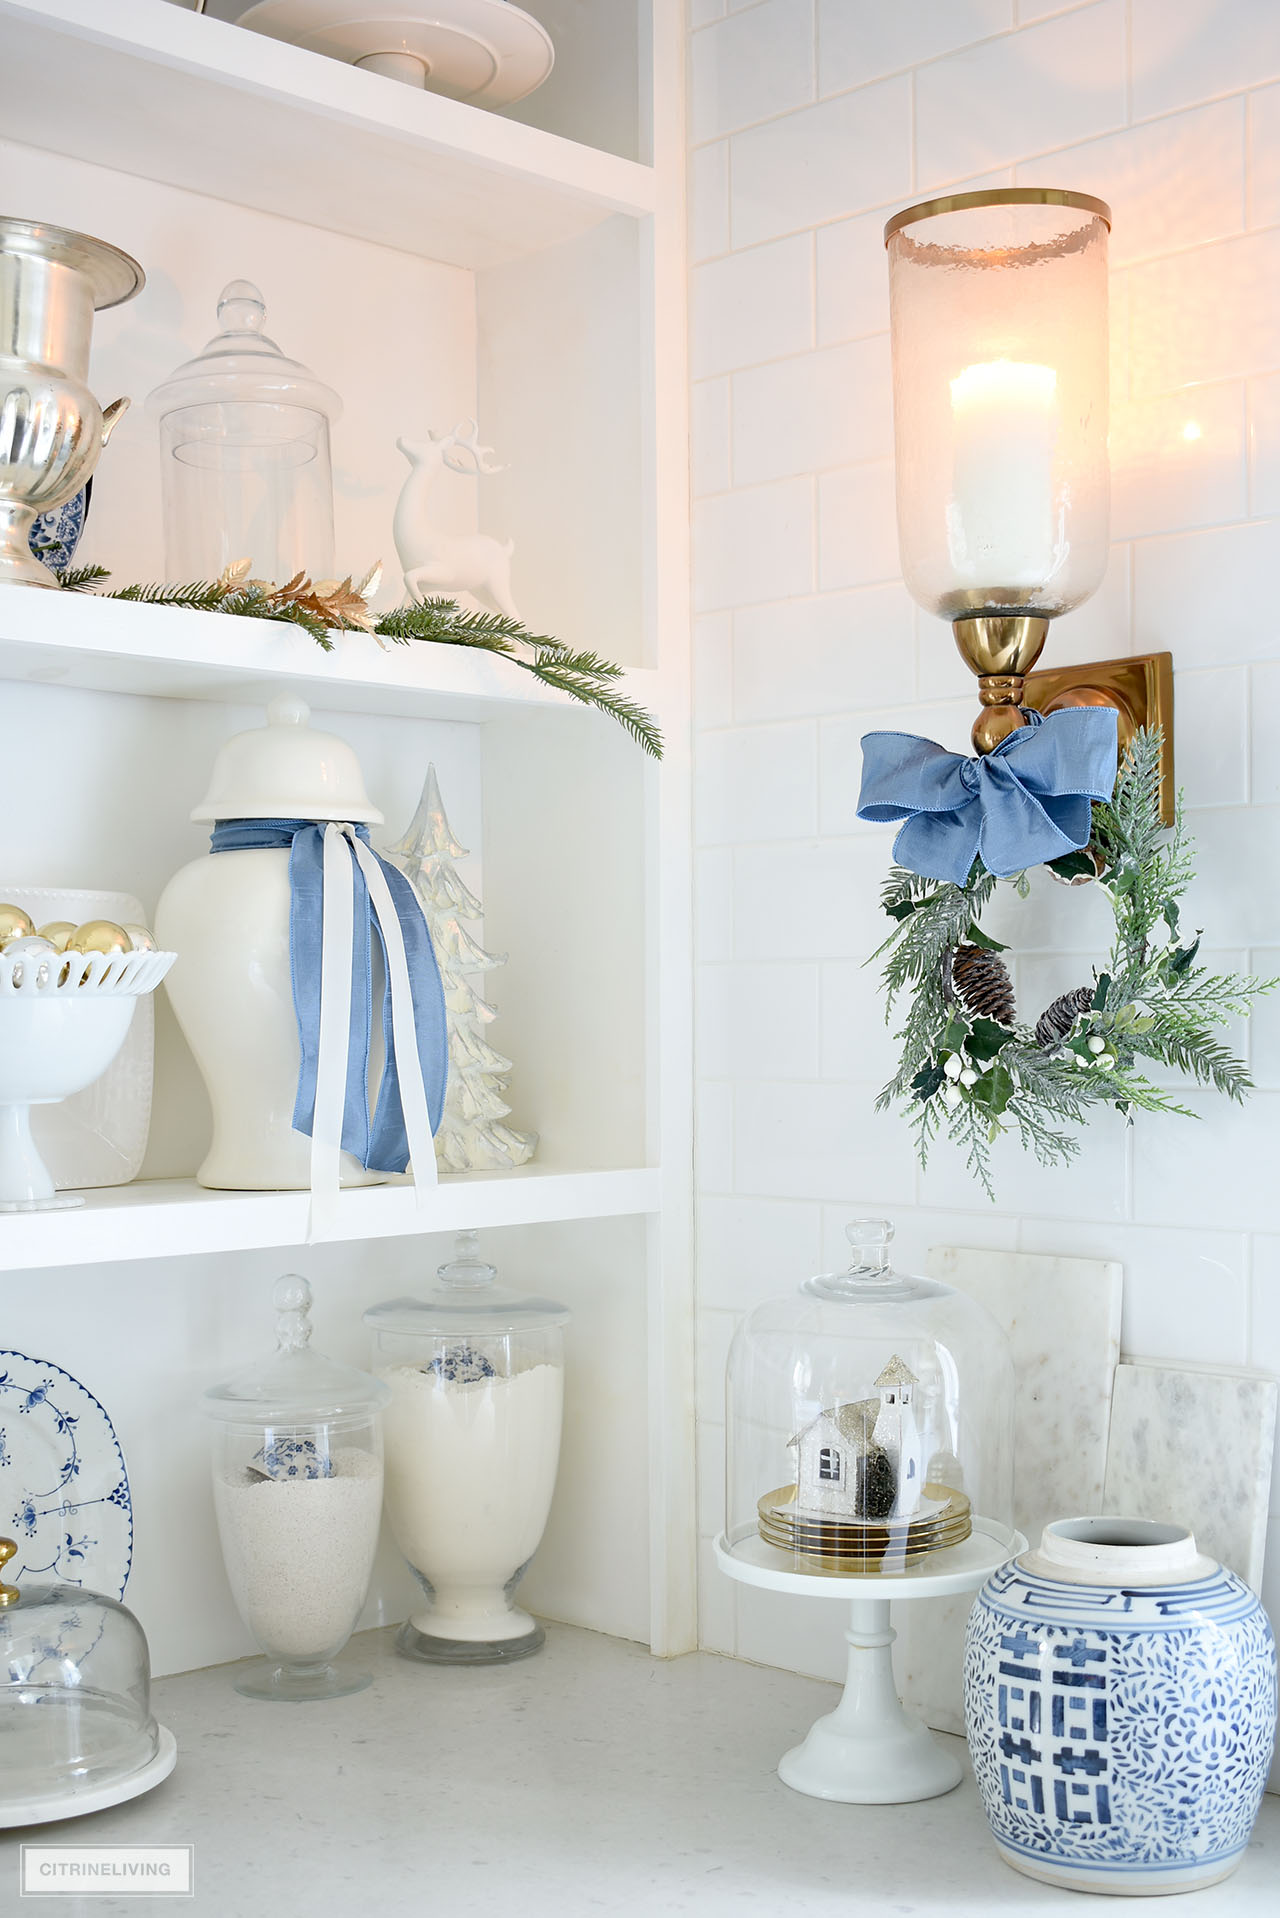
(2, 1624), (1277, 1915)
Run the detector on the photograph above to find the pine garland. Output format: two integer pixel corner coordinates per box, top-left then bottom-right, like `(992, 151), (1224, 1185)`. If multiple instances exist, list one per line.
(55, 562), (663, 760)
(872, 729), (1276, 1197)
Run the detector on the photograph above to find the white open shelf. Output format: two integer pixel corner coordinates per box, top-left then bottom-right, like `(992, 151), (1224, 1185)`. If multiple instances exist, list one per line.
(0, 0), (695, 1663)
(0, 1164), (660, 1272)
(0, 0), (656, 269)
(0, 586), (661, 724)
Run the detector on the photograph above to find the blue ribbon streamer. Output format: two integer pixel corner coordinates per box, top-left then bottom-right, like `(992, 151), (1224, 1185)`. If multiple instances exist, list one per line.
(857, 707), (1119, 886)
(210, 819), (448, 1173)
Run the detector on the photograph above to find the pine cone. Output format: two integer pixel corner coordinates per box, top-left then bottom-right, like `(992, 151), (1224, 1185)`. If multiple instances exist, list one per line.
(1034, 985), (1095, 1051)
(951, 944), (1016, 1027)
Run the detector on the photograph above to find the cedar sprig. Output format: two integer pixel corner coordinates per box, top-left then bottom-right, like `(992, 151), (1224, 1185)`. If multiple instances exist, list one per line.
(376, 597), (662, 758)
(54, 568), (662, 757)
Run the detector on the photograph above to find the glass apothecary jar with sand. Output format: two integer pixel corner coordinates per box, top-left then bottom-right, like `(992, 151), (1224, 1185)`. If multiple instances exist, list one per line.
(365, 1232), (570, 1664)
(204, 1275), (388, 1702)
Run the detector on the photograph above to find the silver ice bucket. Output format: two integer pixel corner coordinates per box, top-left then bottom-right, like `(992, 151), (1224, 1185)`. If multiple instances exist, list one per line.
(0, 217), (143, 588)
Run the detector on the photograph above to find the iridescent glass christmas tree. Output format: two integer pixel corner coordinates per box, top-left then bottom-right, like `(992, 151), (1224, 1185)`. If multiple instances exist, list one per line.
(385, 766), (537, 1173)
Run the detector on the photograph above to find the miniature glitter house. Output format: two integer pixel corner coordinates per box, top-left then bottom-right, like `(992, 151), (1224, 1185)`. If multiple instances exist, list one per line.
(790, 1355), (928, 1523)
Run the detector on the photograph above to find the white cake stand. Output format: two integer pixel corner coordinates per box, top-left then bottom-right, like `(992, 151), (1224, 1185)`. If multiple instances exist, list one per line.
(235, 0), (555, 104)
(716, 1519), (1024, 1805)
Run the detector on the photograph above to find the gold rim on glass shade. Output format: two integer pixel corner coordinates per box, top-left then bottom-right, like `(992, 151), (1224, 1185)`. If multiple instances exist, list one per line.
(883, 187), (1112, 246)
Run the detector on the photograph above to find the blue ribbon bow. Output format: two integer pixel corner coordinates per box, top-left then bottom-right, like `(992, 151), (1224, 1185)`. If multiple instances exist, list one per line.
(210, 819), (448, 1173)
(856, 707), (1118, 886)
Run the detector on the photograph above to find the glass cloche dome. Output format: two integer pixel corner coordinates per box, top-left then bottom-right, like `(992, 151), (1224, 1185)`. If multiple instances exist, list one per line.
(724, 1220), (1014, 1576)
(0, 1540), (175, 1823)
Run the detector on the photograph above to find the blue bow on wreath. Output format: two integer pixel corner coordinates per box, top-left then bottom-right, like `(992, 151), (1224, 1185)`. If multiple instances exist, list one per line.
(857, 706), (1119, 886)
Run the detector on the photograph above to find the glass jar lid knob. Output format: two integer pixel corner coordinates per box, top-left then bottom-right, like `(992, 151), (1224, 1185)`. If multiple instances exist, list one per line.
(437, 1230), (497, 1289)
(273, 1274), (314, 1352)
(216, 278), (267, 335)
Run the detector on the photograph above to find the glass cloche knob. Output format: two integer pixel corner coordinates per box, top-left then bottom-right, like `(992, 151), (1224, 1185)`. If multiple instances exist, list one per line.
(846, 1219), (895, 1274)
(0, 1537), (17, 1608)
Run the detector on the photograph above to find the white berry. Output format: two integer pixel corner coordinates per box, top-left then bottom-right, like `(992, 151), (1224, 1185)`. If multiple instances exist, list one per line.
(1087, 1035), (1106, 1054)
(959, 1068), (979, 1087)
(944, 1054), (963, 1081)
(943, 1082), (963, 1108)
(1099, 1053), (1116, 1070)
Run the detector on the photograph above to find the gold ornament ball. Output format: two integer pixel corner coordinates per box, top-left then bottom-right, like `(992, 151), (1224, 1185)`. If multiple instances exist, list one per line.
(0, 904), (36, 946)
(37, 921), (77, 952)
(67, 920), (133, 955)
(122, 924), (157, 953)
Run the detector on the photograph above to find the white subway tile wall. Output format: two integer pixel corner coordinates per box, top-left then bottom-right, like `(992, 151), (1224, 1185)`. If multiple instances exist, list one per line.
(687, 0), (1280, 1689)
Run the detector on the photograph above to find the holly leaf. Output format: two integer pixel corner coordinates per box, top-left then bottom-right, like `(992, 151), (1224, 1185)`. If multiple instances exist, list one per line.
(1167, 934), (1202, 977)
(942, 1014), (968, 1052)
(965, 923), (1009, 953)
(1162, 897), (1181, 936)
(911, 1061), (947, 1103)
(969, 1016), (1014, 1058)
(1047, 848), (1097, 883)
(1094, 972), (1111, 1013)
(975, 1061), (1015, 1118)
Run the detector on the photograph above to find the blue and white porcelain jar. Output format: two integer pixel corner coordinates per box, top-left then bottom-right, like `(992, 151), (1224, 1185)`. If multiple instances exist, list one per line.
(964, 1517), (1276, 1896)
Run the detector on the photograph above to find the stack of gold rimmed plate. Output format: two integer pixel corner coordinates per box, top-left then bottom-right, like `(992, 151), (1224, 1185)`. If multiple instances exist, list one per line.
(757, 1483), (972, 1573)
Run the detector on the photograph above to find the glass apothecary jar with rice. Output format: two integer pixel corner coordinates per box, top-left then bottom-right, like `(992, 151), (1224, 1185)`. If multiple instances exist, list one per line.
(365, 1232), (569, 1664)
(724, 1220), (1015, 1576)
(203, 1275), (388, 1701)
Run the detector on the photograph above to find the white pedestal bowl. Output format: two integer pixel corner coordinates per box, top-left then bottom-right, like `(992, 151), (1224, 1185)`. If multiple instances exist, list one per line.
(0, 947), (176, 1209)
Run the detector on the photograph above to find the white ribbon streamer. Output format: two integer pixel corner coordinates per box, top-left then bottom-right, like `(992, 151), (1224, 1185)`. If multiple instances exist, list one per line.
(348, 829), (439, 1212)
(307, 822), (356, 1242)
(306, 822), (439, 1242)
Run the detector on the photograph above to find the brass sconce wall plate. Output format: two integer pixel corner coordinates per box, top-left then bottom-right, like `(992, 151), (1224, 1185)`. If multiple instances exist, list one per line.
(1022, 651), (1175, 825)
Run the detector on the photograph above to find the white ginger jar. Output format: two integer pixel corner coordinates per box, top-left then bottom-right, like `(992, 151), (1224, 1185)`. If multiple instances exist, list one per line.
(155, 695), (386, 1191)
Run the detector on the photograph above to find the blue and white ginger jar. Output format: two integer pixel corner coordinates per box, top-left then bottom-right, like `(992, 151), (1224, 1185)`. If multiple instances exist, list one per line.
(964, 1517), (1276, 1896)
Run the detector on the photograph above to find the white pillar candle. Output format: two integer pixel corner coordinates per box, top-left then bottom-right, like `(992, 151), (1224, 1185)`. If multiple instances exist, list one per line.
(946, 359), (1060, 595)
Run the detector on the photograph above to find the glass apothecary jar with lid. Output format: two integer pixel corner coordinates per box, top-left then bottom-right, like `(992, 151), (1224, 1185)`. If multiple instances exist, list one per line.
(203, 1274), (388, 1702)
(724, 1220), (1014, 1577)
(365, 1231), (570, 1664)
(149, 279), (341, 583)
(0, 1542), (175, 1825)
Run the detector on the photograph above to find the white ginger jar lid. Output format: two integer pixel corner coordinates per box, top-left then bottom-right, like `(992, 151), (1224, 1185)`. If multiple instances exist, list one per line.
(191, 694), (384, 824)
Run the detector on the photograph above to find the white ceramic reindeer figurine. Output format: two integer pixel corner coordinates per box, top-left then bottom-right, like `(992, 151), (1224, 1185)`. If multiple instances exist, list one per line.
(393, 420), (520, 620)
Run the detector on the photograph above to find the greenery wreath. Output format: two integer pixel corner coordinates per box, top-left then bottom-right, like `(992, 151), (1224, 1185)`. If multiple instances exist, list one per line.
(873, 728), (1277, 1196)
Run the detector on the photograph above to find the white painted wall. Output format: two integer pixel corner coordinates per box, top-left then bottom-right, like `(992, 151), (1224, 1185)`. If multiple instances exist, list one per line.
(687, 0), (1280, 1704)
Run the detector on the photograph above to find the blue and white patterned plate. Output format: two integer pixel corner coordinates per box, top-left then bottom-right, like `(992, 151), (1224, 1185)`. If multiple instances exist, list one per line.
(0, 1351), (132, 1599)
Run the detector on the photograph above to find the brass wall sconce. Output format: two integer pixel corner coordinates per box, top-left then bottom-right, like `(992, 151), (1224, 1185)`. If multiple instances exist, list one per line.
(884, 188), (1173, 816)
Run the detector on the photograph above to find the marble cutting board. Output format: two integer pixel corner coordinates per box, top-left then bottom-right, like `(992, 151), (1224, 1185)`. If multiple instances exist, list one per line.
(894, 1246), (1123, 1735)
(1102, 1359), (1277, 1592)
